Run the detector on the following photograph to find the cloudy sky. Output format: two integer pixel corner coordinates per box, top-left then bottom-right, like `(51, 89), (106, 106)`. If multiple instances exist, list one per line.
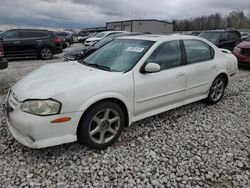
(0, 0), (249, 29)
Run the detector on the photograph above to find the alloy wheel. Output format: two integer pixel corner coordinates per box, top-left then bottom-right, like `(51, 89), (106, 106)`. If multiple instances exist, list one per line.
(41, 48), (52, 60)
(210, 78), (225, 101)
(89, 108), (120, 144)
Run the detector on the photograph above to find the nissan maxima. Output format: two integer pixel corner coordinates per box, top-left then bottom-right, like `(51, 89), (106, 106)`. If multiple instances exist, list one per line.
(5, 35), (238, 149)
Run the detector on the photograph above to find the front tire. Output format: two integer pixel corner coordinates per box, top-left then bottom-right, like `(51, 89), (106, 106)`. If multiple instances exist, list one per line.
(39, 47), (53, 60)
(205, 76), (226, 104)
(77, 101), (125, 149)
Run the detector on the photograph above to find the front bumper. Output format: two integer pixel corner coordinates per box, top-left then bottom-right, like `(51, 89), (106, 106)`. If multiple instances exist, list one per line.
(5, 92), (83, 148)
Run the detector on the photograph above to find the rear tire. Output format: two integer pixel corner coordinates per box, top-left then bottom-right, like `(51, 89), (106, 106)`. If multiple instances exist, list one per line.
(205, 76), (226, 104)
(39, 47), (53, 60)
(77, 101), (125, 149)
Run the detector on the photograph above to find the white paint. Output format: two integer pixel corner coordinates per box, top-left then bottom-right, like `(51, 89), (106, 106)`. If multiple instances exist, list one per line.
(7, 35), (238, 148)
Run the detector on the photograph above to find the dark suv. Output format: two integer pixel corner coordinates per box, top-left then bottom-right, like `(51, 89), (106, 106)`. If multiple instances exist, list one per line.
(0, 29), (63, 60)
(55, 32), (74, 47)
(0, 40), (8, 69)
(199, 29), (242, 51)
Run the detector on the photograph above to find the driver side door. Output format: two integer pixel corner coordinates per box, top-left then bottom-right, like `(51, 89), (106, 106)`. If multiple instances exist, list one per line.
(1, 30), (21, 57)
(134, 40), (187, 116)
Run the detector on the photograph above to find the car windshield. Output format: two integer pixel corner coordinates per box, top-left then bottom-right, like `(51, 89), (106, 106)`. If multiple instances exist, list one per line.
(246, 36), (250, 41)
(94, 32), (106, 38)
(199, 32), (221, 43)
(81, 39), (154, 72)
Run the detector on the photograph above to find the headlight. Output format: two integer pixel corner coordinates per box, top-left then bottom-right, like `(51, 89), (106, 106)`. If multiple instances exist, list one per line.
(233, 46), (241, 54)
(21, 99), (61, 116)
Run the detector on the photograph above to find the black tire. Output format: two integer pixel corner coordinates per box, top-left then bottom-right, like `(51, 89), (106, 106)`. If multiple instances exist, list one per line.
(77, 101), (125, 149)
(39, 47), (53, 60)
(205, 76), (226, 105)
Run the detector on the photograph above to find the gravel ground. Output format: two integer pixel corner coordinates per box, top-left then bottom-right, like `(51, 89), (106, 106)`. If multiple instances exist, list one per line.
(0, 44), (249, 187)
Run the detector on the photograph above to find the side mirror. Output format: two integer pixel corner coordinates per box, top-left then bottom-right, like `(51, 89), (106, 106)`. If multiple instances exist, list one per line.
(144, 63), (161, 73)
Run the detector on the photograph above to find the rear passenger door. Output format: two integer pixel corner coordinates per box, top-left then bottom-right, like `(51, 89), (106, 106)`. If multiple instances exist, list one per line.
(19, 31), (47, 56)
(183, 39), (217, 99)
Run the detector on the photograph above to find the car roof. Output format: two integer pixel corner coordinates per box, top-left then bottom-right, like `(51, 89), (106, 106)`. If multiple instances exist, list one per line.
(201, 29), (240, 33)
(117, 34), (181, 41)
(99, 31), (127, 35)
(118, 34), (209, 42)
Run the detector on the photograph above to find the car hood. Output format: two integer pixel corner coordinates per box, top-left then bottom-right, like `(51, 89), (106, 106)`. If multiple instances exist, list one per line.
(237, 41), (250, 49)
(12, 62), (121, 101)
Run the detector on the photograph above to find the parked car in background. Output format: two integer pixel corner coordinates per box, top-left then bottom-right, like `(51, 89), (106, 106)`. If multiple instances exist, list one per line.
(0, 29), (63, 60)
(0, 40), (8, 69)
(199, 29), (241, 51)
(71, 33), (79, 43)
(233, 36), (250, 66)
(84, 31), (126, 46)
(6, 35), (238, 149)
(241, 32), (249, 40)
(55, 32), (73, 47)
(64, 32), (143, 61)
(77, 31), (90, 43)
(190, 31), (201, 36)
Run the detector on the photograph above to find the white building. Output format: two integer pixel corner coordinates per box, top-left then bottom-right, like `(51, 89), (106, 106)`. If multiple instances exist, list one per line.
(106, 19), (173, 34)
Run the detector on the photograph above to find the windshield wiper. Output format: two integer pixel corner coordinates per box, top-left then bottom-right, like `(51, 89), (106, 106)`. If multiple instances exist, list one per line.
(89, 64), (111, 71)
(79, 60), (111, 71)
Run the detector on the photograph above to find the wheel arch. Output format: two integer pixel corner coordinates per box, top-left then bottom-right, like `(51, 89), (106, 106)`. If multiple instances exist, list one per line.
(77, 94), (131, 136)
(37, 45), (54, 55)
(215, 72), (229, 87)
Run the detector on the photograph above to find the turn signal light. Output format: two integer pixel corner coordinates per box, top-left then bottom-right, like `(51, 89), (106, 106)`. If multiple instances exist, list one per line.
(51, 117), (71, 123)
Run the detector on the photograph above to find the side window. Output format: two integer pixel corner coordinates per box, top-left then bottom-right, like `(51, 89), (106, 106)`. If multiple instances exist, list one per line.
(20, 31), (49, 39)
(19, 31), (31, 39)
(228, 32), (238, 40)
(221, 32), (228, 41)
(184, 40), (214, 64)
(36, 32), (49, 38)
(147, 40), (182, 70)
(3, 30), (18, 40)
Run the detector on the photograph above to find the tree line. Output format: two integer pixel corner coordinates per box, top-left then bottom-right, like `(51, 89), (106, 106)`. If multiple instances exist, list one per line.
(171, 11), (250, 31)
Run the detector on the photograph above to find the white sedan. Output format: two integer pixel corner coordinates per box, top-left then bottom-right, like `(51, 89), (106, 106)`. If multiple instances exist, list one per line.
(5, 35), (238, 149)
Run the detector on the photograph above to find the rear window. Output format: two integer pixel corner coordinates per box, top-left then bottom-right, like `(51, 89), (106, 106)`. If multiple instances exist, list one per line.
(228, 32), (240, 40)
(199, 32), (221, 44)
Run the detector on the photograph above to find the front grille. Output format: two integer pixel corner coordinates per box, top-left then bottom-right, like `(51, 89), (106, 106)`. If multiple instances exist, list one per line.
(241, 48), (250, 57)
(8, 91), (19, 109)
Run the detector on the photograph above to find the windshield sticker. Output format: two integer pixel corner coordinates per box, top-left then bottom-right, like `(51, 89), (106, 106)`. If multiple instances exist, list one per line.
(126, 47), (144, 53)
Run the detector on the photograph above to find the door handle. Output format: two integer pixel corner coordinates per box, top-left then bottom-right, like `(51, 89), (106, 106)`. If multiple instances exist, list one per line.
(177, 72), (185, 77)
(13, 41), (20, 44)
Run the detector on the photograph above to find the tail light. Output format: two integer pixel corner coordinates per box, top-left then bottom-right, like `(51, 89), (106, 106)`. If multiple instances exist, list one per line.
(0, 46), (4, 57)
(52, 38), (64, 44)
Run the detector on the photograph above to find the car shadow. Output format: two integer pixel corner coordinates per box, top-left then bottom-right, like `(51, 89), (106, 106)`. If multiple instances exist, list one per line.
(6, 56), (62, 62)
(239, 65), (250, 70)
